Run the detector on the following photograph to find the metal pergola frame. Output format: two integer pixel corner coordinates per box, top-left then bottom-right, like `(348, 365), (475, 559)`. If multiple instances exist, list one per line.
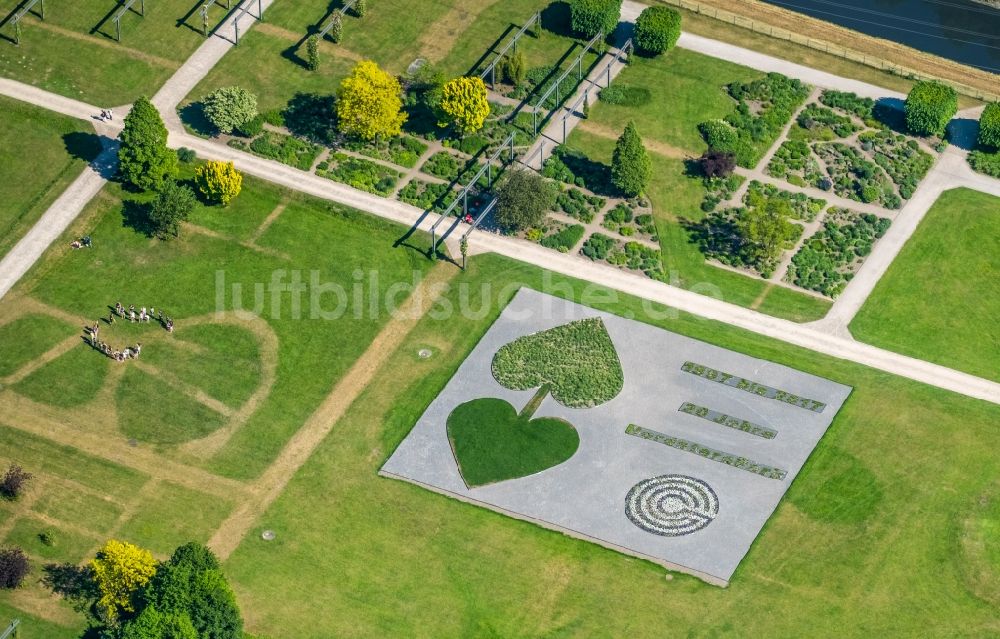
(556, 38), (633, 143)
(199, 0), (231, 37)
(317, 0), (357, 40)
(2, 0), (45, 45)
(231, 0), (263, 44)
(531, 31), (603, 135)
(112, 0), (145, 42)
(429, 133), (516, 254)
(478, 12), (540, 88)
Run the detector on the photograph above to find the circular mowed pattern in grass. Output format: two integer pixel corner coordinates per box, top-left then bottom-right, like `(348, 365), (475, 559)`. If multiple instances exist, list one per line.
(626, 475), (719, 537)
(116, 369), (226, 444)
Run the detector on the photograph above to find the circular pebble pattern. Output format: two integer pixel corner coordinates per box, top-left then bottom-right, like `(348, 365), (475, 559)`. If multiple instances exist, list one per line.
(625, 474), (719, 536)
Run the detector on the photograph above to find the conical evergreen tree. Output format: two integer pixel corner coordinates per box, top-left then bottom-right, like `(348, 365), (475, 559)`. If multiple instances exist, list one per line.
(118, 96), (177, 191)
(611, 120), (651, 197)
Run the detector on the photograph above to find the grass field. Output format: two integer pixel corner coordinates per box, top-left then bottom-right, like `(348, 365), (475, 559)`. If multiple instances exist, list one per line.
(850, 188), (999, 382)
(218, 251), (999, 638)
(0, 96), (102, 260)
(0, 0), (211, 105)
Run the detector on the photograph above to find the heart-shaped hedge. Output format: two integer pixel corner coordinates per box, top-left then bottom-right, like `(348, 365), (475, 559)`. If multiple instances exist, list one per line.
(490, 317), (623, 408)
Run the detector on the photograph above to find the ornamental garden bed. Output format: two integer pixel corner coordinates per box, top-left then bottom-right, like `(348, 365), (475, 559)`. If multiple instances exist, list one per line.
(744, 181), (825, 222)
(316, 154), (402, 196)
(523, 218), (586, 254)
(786, 207), (891, 297)
(542, 145), (615, 195)
(859, 130), (933, 199)
(601, 201), (658, 242)
(580, 233), (664, 280)
(552, 187), (606, 223)
(700, 174), (744, 213)
(227, 131), (322, 171)
(766, 140), (826, 189)
(342, 135), (428, 169)
(788, 103), (861, 142)
(814, 143), (901, 209)
(435, 104), (535, 157)
(690, 207), (803, 279)
(396, 179), (458, 212)
(420, 151), (487, 185)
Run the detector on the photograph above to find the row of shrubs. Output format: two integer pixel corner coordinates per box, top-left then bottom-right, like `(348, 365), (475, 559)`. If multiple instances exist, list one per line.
(581, 233), (664, 278)
(317, 154), (401, 196)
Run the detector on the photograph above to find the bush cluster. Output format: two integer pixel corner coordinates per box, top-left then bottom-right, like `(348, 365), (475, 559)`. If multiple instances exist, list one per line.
(787, 208), (891, 297)
(569, 0), (622, 38)
(229, 131), (322, 171)
(554, 187), (605, 223)
(814, 142), (900, 208)
(0, 464), (31, 500)
(633, 6), (681, 55)
(539, 223), (586, 252)
(766, 139), (825, 188)
(968, 149), (1000, 177)
(542, 145), (614, 194)
(978, 102), (1000, 150)
(397, 179), (456, 212)
(794, 103), (860, 140)
(744, 180), (825, 222)
(420, 151), (483, 183)
(344, 134), (427, 168)
(602, 203), (656, 239)
(819, 90), (875, 119)
(904, 81), (957, 137)
(859, 130), (933, 199)
(581, 233), (663, 278)
(700, 173), (743, 212)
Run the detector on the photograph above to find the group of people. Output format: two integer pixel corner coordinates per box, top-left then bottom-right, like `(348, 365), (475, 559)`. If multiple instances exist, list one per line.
(98, 108), (115, 122)
(83, 301), (176, 363)
(108, 302), (174, 332)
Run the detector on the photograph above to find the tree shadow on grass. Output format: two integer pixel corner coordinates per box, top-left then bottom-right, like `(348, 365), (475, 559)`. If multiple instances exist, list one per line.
(541, 1), (573, 38)
(178, 102), (217, 138)
(284, 92), (337, 145)
(121, 199), (156, 238)
(62, 131), (104, 162)
(874, 97), (908, 135)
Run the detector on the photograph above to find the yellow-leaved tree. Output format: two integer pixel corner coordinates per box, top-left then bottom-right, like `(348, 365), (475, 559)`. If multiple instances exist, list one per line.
(336, 60), (406, 140)
(438, 76), (490, 135)
(195, 160), (243, 206)
(90, 539), (158, 623)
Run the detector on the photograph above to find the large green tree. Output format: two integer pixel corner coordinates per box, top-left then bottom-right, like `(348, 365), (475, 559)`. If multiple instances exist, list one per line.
(202, 86), (258, 135)
(569, 0), (622, 38)
(494, 169), (555, 231)
(119, 97), (177, 191)
(336, 60), (406, 140)
(977, 102), (1000, 149)
(904, 81), (957, 137)
(611, 121), (651, 197)
(634, 6), (681, 55)
(737, 197), (794, 268)
(149, 181), (197, 239)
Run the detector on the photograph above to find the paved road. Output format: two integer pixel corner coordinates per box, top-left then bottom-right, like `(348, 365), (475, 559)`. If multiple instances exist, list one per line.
(1, 8), (1000, 405)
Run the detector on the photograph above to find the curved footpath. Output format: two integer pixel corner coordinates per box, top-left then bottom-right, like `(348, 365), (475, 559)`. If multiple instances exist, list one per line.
(0, 3), (998, 406)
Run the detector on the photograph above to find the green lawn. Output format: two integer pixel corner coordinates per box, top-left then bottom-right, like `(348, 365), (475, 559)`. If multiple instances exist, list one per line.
(583, 47), (761, 154)
(0, 97), (102, 260)
(8, 165), (433, 480)
(0, 313), (74, 377)
(223, 251), (999, 638)
(851, 188), (999, 382)
(0, 0), (207, 104)
(565, 128), (831, 321)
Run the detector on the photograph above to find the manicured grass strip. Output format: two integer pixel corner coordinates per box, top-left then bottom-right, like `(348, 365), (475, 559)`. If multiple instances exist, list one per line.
(3, 515), (100, 565)
(446, 396), (579, 488)
(116, 481), (233, 556)
(0, 425), (146, 495)
(850, 188), (1000, 382)
(0, 314), (75, 377)
(116, 369), (227, 444)
(13, 344), (110, 408)
(33, 490), (124, 535)
(626, 424), (788, 480)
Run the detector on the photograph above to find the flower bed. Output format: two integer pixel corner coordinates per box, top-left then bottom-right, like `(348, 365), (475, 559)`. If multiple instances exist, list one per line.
(814, 142), (901, 209)
(766, 140), (825, 189)
(580, 233), (664, 279)
(342, 135), (428, 169)
(602, 202), (658, 241)
(858, 130), (933, 199)
(744, 180), (825, 222)
(625, 424), (787, 480)
(228, 131), (322, 171)
(553, 187), (605, 223)
(316, 153), (401, 196)
(396, 179), (457, 212)
(819, 90), (875, 120)
(786, 207), (891, 297)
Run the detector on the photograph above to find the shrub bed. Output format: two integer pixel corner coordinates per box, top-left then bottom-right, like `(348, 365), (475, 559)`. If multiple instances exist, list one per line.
(859, 130), (933, 199)
(786, 207), (891, 297)
(581, 233), (664, 278)
(542, 146), (614, 194)
(317, 153), (401, 195)
(538, 222), (586, 252)
(744, 180), (825, 221)
(602, 201), (657, 240)
(766, 140), (825, 188)
(343, 135), (427, 168)
(791, 103), (860, 141)
(227, 131), (321, 171)
(396, 179), (457, 211)
(813, 142), (901, 209)
(968, 149), (1000, 178)
(690, 207), (801, 277)
(700, 174), (744, 212)
(553, 187), (605, 223)
(420, 151), (484, 184)
(699, 73), (811, 168)
(818, 90), (875, 120)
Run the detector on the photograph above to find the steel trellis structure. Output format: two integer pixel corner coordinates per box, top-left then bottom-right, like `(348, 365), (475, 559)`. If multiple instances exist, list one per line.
(2, 0), (45, 45)
(530, 31), (603, 135)
(478, 12), (540, 88)
(112, 0), (145, 42)
(318, 0), (358, 40)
